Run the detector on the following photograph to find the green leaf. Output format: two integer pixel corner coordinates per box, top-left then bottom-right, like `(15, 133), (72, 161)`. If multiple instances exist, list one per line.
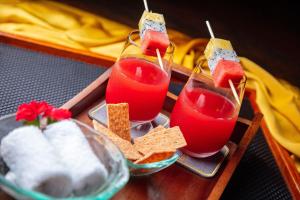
(24, 120), (40, 127)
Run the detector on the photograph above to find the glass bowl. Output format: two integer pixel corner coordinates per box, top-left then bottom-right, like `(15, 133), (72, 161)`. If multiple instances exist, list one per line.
(127, 152), (180, 176)
(88, 104), (180, 176)
(0, 114), (129, 200)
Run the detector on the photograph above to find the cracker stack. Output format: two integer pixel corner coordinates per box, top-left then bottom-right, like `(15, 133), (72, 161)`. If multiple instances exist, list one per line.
(93, 103), (187, 164)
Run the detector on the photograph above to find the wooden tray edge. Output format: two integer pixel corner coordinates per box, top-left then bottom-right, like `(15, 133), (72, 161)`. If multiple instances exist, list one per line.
(248, 89), (300, 199)
(0, 31), (116, 67)
(208, 112), (263, 200)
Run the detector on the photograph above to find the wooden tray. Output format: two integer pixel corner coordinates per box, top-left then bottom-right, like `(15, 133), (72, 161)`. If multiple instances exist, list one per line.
(56, 68), (261, 200)
(0, 31), (265, 200)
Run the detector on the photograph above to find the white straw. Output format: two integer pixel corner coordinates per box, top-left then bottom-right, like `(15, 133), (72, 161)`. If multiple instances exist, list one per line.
(143, 0), (149, 11)
(229, 79), (241, 106)
(142, 0), (164, 72)
(205, 20), (215, 39)
(156, 49), (164, 71)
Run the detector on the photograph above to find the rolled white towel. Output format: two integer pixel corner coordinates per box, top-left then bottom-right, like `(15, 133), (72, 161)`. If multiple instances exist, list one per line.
(5, 172), (16, 184)
(0, 126), (72, 197)
(44, 120), (108, 196)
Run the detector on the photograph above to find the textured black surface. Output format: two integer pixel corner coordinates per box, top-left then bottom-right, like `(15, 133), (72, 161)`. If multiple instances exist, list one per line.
(221, 130), (292, 200)
(0, 43), (106, 117)
(0, 43), (291, 199)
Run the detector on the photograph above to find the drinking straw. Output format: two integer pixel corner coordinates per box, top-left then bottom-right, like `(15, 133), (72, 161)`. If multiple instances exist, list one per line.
(142, 0), (165, 72)
(156, 49), (165, 71)
(143, 0), (149, 12)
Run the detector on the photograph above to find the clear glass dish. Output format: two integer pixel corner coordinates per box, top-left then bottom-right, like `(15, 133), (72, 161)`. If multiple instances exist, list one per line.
(127, 152), (180, 176)
(88, 103), (180, 176)
(0, 114), (129, 200)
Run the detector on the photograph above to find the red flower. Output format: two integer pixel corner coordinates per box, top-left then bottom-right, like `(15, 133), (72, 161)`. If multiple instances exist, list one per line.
(16, 100), (71, 123)
(30, 101), (52, 115)
(16, 103), (38, 121)
(43, 104), (54, 118)
(35, 101), (50, 115)
(50, 108), (72, 121)
(16, 101), (54, 122)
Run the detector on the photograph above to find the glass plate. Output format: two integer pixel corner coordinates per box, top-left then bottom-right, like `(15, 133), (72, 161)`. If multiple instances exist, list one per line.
(0, 114), (129, 200)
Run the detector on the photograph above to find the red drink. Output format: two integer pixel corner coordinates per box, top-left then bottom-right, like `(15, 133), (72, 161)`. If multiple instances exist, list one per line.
(170, 87), (238, 157)
(106, 57), (170, 121)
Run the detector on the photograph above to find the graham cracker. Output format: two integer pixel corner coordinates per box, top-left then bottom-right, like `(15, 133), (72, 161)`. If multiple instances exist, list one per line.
(134, 149), (175, 164)
(93, 120), (142, 160)
(147, 125), (166, 135)
(134, 126), (187, 155)
(107, 103), (131, 141)
(92, 120), (114, 137)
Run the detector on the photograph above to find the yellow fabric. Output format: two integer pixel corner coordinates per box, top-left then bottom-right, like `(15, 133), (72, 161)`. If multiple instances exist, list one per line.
(1, 0), (300, 172)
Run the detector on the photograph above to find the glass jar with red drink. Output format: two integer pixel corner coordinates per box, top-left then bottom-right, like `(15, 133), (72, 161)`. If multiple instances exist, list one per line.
(170, 66), (246, 158)
(106, 30), (174, 122)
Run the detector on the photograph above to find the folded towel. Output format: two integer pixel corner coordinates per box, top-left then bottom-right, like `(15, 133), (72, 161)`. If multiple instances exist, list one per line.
(44, 120), (108, 196)
(0, 126), (72, 197)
